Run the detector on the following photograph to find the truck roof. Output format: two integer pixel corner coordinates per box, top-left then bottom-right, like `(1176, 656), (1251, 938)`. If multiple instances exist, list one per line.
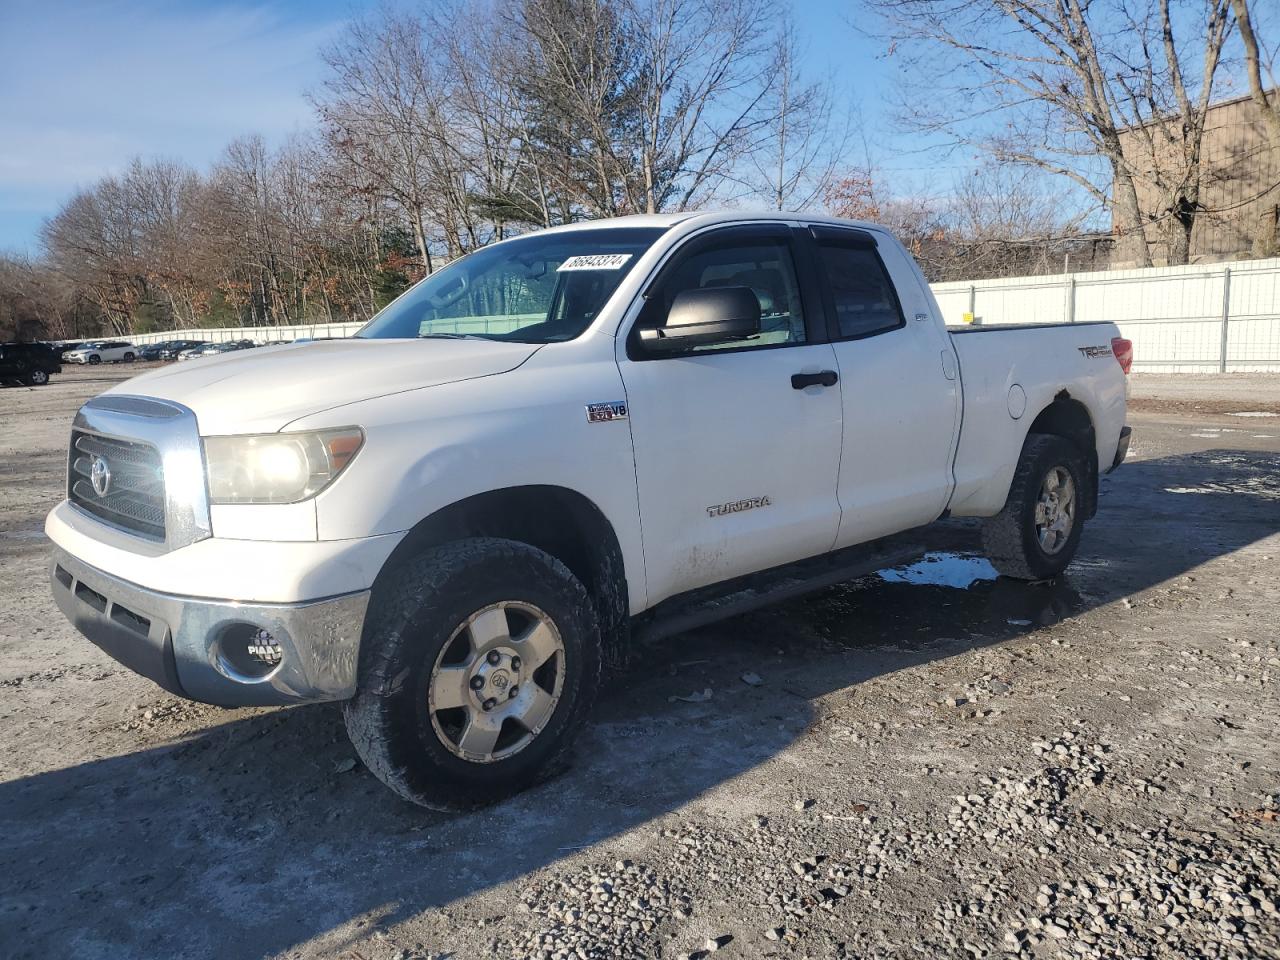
(530, 210), (890, 236)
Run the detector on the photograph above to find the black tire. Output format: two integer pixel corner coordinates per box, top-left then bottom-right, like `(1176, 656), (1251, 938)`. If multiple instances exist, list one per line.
(24, 369), (49, 386)
(88, 355), (101, 365)
(123, 352), (135, 362)
(343, 537), (601, 809)
(981, 433), (1087, 580)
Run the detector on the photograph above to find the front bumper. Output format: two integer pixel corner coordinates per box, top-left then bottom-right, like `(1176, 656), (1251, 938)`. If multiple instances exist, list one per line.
(50, 547), (370, 706)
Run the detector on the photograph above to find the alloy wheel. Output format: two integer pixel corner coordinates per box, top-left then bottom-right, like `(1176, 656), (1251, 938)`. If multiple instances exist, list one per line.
(427, 601), (566, 763)
(1034, 466), (1076, 555)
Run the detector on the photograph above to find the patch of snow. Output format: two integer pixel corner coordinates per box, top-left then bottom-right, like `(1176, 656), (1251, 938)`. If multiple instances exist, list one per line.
(877, 552), (998, 590)
(1228, 411), (1277, 418)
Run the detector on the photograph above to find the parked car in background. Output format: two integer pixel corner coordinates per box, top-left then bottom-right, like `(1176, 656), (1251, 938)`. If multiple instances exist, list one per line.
(178, 343), (225, 361)
(183, 340), (258, 359)
(140, 339), (209, 361)
(0, 341), (61, 386)
(62, 341), (138, 364)
(163, 339), (211, 359)
(214, 339), (258, 354)
(55, 341), (88, 361)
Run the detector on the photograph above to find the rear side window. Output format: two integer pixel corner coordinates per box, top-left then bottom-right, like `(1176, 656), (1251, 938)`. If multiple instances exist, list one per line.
(818, 244), (904, 340)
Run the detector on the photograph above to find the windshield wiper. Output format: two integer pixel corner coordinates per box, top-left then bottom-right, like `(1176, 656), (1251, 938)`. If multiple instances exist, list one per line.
(418, 333), (491, 340)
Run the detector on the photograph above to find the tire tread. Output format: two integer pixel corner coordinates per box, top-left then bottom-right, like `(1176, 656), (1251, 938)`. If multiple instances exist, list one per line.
(981, 434), (1085, 580)
(343, 537), (600, 809)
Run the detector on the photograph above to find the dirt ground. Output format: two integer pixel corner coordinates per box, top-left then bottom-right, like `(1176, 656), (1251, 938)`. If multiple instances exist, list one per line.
(1, 366), (1278, 960)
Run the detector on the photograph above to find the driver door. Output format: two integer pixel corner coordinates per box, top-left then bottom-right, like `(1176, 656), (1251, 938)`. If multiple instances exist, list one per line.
(618, 224), (844, 607)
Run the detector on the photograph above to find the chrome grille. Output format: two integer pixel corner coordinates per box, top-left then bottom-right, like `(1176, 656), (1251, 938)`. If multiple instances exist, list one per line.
(69, 430), (166, 540)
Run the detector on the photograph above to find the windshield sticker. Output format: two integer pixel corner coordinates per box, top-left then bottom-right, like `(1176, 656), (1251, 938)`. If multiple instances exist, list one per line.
(557, 253), (633, 272)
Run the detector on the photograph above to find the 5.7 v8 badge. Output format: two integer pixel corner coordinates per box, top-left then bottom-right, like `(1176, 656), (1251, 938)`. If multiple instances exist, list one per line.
(586, 401), (628, 423)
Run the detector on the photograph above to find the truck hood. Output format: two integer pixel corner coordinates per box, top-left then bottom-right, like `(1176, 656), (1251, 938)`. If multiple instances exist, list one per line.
(105, 338), (540, 434)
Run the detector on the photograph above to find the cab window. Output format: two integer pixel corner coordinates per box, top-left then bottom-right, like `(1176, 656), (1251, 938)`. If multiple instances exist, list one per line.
(818, 244), (904, 340)
(645, 239), (806, 353)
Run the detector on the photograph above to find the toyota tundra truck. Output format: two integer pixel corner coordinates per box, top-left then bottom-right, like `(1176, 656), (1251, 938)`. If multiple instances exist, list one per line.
(46, 213), (1131, 808)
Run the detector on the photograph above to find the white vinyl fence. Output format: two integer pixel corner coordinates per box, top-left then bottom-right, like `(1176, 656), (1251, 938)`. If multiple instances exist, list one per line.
(128, 320), (365, 346)
(129, 256), (1280, 373)
(931, 256), (1280, 373)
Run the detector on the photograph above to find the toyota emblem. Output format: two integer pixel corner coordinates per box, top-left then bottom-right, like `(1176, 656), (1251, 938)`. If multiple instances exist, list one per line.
(90, 456), (112, 497)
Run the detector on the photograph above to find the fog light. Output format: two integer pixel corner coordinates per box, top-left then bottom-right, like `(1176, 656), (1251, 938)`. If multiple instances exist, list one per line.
(246, 629), (283, 665)
(218, 623), (284, 680)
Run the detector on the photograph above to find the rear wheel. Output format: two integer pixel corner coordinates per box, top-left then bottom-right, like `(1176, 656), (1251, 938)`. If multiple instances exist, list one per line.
(123, 352), (135, 362)
(343, 537), (601, 809)
(982, 434), (1086, 580)
(24, 369), (49, 386)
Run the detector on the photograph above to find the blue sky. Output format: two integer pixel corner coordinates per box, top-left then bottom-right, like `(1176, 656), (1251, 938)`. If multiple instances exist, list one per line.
(0, 0), (923, 254)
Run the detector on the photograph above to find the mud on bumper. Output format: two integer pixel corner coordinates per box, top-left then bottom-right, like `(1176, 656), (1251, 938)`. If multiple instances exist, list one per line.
(50, 548), (369, 706)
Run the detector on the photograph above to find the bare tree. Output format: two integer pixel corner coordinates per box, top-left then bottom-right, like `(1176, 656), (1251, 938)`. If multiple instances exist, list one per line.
(751, 20), (848, 210)
(627, 0), (782, 212)
(863, 0), (1233, 266)
(314, 12), (446, 271)
(24, 0), (846, 335)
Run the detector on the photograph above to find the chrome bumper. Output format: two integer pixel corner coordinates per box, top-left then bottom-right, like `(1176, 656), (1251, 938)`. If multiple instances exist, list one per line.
(50, 547), (369, 706)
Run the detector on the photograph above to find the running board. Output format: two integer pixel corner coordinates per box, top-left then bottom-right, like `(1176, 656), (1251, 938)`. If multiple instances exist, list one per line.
(633, 524), (940, 644)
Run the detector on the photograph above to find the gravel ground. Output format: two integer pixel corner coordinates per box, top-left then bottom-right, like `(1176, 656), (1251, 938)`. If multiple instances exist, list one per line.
(1129, 373), (1280, 416)
(1, 366), (1278, 960)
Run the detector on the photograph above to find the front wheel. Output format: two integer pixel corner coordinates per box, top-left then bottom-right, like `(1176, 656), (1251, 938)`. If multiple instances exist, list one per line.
(25, 369), (49, 386)
(982, 434), (1087, 580)
(343, 537), (601, 809)
(87, 355), (101, 365)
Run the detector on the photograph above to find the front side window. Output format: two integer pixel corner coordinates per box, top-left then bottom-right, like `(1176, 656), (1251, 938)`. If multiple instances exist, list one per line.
(818, 244), (904, 340)
(644, 239), (806, 353)
(358, 227), (667, 343)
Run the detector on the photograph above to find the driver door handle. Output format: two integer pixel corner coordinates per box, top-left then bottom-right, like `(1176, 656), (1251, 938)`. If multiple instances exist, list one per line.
(791, 370), (839, 389)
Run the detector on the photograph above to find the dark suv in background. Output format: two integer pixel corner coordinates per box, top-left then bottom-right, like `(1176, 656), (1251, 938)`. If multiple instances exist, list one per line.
(0, 342), (62, 386)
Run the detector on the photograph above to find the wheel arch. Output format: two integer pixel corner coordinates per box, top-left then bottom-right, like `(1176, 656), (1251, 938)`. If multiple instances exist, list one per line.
(373, 485), (629, 668)
(1023, 390), (1098, 518)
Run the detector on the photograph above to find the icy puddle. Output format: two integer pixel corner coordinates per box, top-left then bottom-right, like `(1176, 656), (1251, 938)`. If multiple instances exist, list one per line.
(877, 551), (998, 589)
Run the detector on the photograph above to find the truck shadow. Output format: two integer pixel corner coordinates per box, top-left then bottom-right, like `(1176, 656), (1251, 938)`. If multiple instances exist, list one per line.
(2, 447), (1277, 959)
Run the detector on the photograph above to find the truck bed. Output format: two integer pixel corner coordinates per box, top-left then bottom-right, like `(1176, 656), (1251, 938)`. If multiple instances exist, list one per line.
(944, 319), (1128, 518)
(947, 321), (1115, 333)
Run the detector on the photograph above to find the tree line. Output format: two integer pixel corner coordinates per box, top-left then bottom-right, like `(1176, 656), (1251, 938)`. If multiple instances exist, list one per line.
(3, 0), (848, 340)
(2, 0), (1276, 341)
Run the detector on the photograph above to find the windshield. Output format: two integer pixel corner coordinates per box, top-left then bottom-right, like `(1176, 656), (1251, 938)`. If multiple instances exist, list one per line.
(357, 227), (667, 343)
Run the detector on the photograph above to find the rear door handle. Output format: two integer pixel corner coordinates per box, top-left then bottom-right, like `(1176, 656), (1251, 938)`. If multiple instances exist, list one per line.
(791, 370), (839, 389)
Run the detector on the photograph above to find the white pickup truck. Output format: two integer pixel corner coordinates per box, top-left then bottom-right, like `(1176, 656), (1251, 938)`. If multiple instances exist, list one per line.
(46, 213), (1131, 808)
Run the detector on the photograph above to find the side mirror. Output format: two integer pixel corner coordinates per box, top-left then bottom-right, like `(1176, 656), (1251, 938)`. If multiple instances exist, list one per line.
(638, 286), (761, 352)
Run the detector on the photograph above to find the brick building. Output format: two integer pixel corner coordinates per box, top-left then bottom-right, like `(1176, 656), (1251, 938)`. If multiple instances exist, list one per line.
(1116, 91), (1279, 265)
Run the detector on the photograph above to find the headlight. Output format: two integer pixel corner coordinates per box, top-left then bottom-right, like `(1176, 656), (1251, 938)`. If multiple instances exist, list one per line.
(204, 428), (363, 504)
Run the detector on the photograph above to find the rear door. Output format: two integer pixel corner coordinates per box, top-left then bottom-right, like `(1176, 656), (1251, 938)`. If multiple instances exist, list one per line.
(806, 225), (961, 547)
(618, 224), (844, 606)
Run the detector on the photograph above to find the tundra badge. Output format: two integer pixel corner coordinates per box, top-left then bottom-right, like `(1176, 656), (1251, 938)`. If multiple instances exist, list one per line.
(707, 496), (771, 518)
